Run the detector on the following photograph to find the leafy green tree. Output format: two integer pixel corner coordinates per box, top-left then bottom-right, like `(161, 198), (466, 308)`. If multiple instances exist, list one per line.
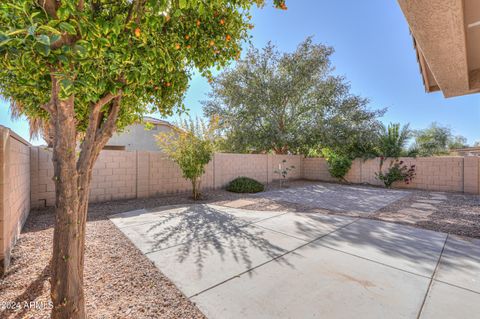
(203, 38), (384, 155)
(377, 123), (411, 158)
(156, 117), (218, 200)
(413, 122), (467, 156)
(448, 135), (468, 150)
(0, 1), (285, 317)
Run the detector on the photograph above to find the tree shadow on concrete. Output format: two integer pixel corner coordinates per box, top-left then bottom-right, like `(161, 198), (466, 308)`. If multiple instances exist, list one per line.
(307, 217), (451, 276)
(143, 204), (294, 276)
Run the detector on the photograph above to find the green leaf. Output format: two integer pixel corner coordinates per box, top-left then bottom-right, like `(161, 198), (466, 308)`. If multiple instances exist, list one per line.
(36, 34), (50, 46)
(38, 25), (62, 35)
(73, 44), (87, 57)
(34, 42), (51, 56)
(179, 0), (187, 9)
(59, 22), (76, 35)
(57, 6), (70, 20)
(28, 25), (37, 36)
(6, 29), (27, 36)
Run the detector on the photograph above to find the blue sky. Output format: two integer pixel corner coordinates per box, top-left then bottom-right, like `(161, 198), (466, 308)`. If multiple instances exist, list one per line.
(1, 0), (479, 145)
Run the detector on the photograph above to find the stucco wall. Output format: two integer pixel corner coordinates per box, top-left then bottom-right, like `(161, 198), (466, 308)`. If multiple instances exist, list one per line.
(107, 122), (174, 152)
(0, 127), (30, 273)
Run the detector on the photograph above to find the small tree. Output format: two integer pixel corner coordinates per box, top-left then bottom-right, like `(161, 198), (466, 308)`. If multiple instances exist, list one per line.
(413, 122), (467, 156)
(273, 159), (295, 187)
(377, 123), (411, 158)
(321, 148), (352, 182)
(157, 117), (218, 200)
(376, 160), (416, 188)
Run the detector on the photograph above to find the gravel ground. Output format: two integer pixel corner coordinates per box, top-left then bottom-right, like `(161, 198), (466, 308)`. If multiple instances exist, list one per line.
(1, 180), (478, 318)
(372, 190), (480, 238)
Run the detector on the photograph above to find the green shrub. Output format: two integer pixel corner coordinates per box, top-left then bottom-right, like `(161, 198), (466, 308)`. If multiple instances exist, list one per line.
(376, 159), (416, 188)
(321, 148), (352, 181)
(226, 177), (265, 193)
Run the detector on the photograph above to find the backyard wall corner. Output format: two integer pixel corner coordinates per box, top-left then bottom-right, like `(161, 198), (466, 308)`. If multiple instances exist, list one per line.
(464, 156), (480, 194)
(0, 126), (31, 275)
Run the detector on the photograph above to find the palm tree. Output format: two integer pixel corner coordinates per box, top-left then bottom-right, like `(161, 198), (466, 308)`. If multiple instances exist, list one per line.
(9, 100), (53, 146)
(377, 123), (411, 158)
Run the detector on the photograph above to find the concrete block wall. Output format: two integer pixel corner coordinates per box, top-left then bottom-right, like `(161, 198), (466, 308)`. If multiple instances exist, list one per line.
(303, 156), (477, 194)
(464, 157), (480, 194)
(0, 127), (31, 274)
(28, 148), (480, 210)
(30, 149), (303, 208)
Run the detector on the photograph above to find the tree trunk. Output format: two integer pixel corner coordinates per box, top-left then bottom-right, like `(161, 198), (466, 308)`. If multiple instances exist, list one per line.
(191, 177), (201, 200)
(50, 96), (88, 319)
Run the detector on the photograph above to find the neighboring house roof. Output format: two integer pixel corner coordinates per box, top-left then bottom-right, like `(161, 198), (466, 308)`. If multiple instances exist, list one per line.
(142, 116), (176, 128)
(105, 116), (176, 152)
(398, 0), (480, 98)
(452, 147), (480, 153)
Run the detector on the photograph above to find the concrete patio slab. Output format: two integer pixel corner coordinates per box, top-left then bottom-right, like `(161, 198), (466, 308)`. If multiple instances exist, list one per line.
(147, 224), (305, 297)
(111, 203), (480, 319)
(257, 183), (410, 213)
(419, 281), (480, 319)
(435, 235), (480, 293)
(191, 243), (430, 319)
(110, 204), (285, 253)
(254, 212), (356, 241)
(318, 219), (447, 276)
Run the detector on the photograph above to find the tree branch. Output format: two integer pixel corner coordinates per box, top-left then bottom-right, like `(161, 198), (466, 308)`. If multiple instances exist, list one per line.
(77, 92), (121, 172)
(40, 101), (54, 114)
(95, 94), (122, 145)
(51, 34), (81, 50)
(37, 0), (59, 18)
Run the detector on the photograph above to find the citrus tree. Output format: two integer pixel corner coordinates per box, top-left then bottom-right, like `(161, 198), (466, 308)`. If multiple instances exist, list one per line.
(156, 117), (218, 200)
(0, 1), (286, 317)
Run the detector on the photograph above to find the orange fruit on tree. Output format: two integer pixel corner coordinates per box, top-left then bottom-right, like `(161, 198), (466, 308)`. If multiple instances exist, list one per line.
(134, 28), (141, 37)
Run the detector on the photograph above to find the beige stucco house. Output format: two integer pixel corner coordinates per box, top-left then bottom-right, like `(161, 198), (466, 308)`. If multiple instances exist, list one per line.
(106, 116), (176, 152)
(398, 0), (480, 97)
